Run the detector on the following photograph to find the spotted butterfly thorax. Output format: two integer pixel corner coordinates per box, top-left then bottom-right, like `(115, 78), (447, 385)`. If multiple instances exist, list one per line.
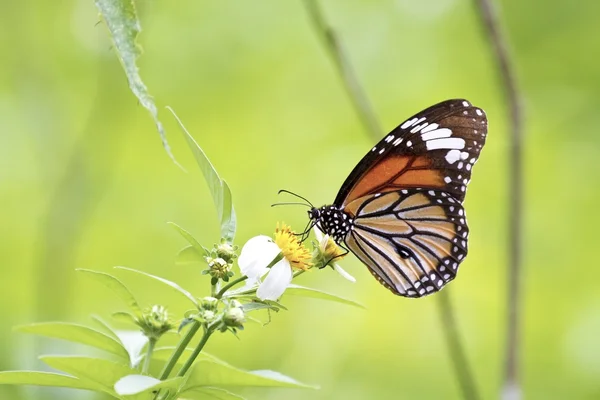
(308, 99), (487, 298)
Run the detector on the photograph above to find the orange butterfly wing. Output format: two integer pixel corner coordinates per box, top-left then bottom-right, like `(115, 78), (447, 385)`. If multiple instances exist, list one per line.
(334, 99), (487, 208)
(330, 99), (487, 297)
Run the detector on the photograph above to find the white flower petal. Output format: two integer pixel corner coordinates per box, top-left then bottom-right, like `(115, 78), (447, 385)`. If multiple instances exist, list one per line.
(257, 259), (293, 301)
(238, 235), (280, 279)
(334, 263), (356, 283)
(114, 330), (148, 367)
(313, 226), (330, 252)
(313, 226), (324, 242)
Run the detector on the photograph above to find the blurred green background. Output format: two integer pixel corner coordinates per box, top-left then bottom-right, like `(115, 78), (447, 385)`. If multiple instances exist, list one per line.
(2, 0), (600, 399)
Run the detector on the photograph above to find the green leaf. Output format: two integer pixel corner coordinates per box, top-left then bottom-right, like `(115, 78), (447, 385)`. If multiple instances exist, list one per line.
(16, 322), (129, 360)
(114, 374), (183, 396)
(168, 222), (210, 256)
(90, 315), (121, 342)
(94, 0), (177, 164)
(115, 266), (200, 308)
(285, 284), (365, 309)
(0, 371), (98, 391)
(176, 246), (205, 266)
(77, 269), (143, 317)
(112, 312), (139, 326)
(182, 359), (318, 390)
(241, 302), (279, 313)
(40, 356), (137, 396)
(182, 387), (246, 400)
(167, 107), (237, 243)
(220, 180), (236, 243)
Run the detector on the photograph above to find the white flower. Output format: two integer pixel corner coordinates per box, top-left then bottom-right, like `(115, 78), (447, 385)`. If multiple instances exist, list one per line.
(314, 227), (356, 283)
(237, 224), (312, 301)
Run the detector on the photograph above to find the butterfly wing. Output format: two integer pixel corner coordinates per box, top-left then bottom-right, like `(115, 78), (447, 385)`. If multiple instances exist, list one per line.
(334, 99), (487, 207)
(335, 99), (487, 297)
(344, 189), (468, 297)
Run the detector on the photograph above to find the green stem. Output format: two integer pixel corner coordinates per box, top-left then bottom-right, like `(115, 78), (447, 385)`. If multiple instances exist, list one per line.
(177, 326), (215, 377)
(158, 320), (201, 379)
(142, 338), (156, 374)
(293, 269), (306, 278)
(216, 276), (248, 298)
(211, 282), (218, 297)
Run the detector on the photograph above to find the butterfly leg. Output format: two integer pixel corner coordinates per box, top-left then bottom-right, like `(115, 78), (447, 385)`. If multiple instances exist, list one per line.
(320, 243), (349, 269)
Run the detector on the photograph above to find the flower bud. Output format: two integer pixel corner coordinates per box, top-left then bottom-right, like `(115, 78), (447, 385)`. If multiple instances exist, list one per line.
(141, 305), (175, 339)
(215, 242), (237, 263)
(207, 257), (232, 280)
(200, 309), (216, 322)
(223, 306), (245, 328)
(201, 296), (219, 310)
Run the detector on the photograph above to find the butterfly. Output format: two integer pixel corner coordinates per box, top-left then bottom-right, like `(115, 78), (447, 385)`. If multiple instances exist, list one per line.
(307, 99), (487, 298)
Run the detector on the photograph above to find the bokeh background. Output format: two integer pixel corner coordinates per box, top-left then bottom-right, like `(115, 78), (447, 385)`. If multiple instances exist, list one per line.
(2, 0), (600, 399)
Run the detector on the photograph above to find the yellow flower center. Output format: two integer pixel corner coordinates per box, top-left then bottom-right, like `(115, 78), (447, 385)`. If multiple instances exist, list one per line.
(274, 223), (312, 271)
(323, 236), (346, 261)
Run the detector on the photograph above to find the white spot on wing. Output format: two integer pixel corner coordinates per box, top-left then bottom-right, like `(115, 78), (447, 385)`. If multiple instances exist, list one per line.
(445, 149), (461, 164)
(393, 138), (403, 146)
(385, 135), (394, 143)
(476, 109), (483, 116)
(422, 128), (452, 141)
(462, 101), (469, 107)
(426, 138), (465, 151)
(420, 123), (440, 133)
(401, 118), (418, 129)
(379, 148), (385, 154)
(411, 123), (428, 133)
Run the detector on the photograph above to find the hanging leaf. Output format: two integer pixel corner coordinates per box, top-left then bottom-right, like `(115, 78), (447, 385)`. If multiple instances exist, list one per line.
(167, 107), (236, 243)
(285, 284), (365, 309)
(77, 269), (143, 317)
(16, 322), (129, 360)
(115, 266), (199, 308)
(0, 371), (99, 392)
(94, 0), (178, 164)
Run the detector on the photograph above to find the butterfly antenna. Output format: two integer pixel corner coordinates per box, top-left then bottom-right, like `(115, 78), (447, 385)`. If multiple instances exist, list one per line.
(277, 189), (314, 208)
(271, 202), (312, 208)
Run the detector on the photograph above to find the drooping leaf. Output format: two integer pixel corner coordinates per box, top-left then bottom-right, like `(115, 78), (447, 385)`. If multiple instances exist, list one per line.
(115, 266), (199, 308)
(112, 312), (138, 326)
(182, 359), (318, 390)
(176, 245), (205, 266)
(182, 387), (246, 400)
(168, 222), (210, 256)
(94, 0), (177, 164)
(0, 371), (99, 392)
(77, 269), (142, 317)
(40, 355), (137, 396)
(114, 374), (183, 396)
(285, 284), (365, 309)
(16, 322), (129, 360)
(241, 302), (279, 313)
(167, 107), (236, 243)
(220, 181), (236, 243)
(90, 315), (121, 342)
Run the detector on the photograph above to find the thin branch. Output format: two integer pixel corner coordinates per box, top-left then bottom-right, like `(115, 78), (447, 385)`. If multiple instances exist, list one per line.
(472, 0), (524, 399)
(438, 291), (481, 400)
(302, 2), (480, 399)
(303, 0), (382, 137)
